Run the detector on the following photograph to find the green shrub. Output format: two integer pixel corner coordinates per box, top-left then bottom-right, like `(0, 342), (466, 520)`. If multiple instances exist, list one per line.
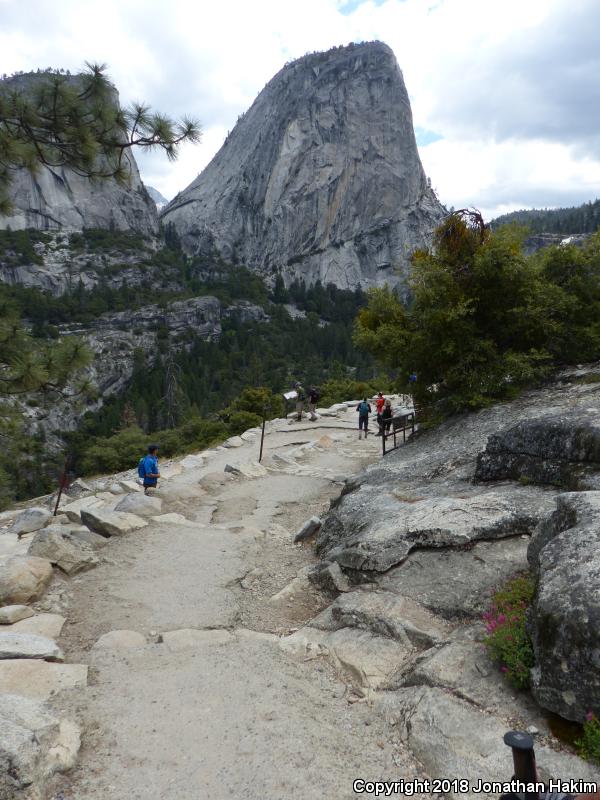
(225, 386), (284, 418)
(78, 417), (229, 476)
(80, 426), (147, 474)
(318, 376), (392, 407)
(576, 713), (600, 765)
(483, 572), (536, 689)
(226, 411), (263, 435)
(355, 214), (600, 413)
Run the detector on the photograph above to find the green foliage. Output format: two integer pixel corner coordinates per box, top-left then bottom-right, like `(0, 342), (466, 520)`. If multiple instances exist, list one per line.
(483, 572), (536, 689)
(78, 417), (228, 476)
(0, 64), (200, 214)
(68, 228), (148, 253)
(0, 226), (384, 499)
(0, 405), (61, 509)
(318, 375), (392, 407)
(0, 229), (49, 266)
(223, 386), (285, 419)
(492, 199), (600, 235)
(355, 214), (600, 413)
(225, 411), (263, 436)
(61, 290), (380, 481)
(534, 233), (600, 363)
(576, 713), (600, 765)
(79, 426), (147, 475)
(284, 279), (367, 322)
(0, 284), (91, 395)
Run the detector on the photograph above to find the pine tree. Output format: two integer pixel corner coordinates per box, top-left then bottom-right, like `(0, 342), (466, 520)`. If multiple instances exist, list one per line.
(0, 63), (201, 213)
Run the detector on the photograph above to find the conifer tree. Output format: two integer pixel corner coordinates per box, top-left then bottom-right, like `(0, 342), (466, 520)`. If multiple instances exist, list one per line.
(0, 63), (201, 213)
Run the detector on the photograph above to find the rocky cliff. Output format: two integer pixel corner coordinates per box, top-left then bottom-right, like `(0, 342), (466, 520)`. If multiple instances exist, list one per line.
(161, 42), (444, 290)
(19, 297), (267, 443)
(0, 73), (158, 235)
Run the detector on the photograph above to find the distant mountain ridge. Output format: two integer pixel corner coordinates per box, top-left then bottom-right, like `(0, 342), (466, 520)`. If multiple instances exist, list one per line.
(491, 198), (600, 235)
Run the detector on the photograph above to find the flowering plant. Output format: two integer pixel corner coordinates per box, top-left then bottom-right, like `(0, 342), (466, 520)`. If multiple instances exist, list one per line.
(483, 573), (536, 689)
(576, 712), (600, 765)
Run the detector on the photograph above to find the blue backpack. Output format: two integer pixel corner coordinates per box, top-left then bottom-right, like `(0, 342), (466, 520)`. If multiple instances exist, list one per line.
(359, 401), (370, 415)
(137, 457), (146, 480)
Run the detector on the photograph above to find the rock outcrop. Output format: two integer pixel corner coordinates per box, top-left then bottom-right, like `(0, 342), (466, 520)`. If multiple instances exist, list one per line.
(475, 414), (600, 489)
(317, 487), (555, 573)
(0, 72), (158, 235)
(528, 492), (600, 722)
(283, 371), (600, 789)
(0, 556), (54, 605)
(162, 41), (444, 291)
(0, 693), (81, 799)
(28, 528), (99, 575)
(523, 233), (589, 256)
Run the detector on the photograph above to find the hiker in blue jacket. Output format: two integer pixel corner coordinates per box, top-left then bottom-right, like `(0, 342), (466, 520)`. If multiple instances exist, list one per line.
(356, 397), (372, 440)
(139, 445), (160, 495)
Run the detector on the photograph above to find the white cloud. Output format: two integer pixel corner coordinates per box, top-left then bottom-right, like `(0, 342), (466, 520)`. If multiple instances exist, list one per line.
(1, 0), (599, 215)
(419, 137), (600, 219)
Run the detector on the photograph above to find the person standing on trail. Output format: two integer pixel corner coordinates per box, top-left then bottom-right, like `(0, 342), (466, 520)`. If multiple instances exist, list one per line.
(294, 382), (307, 421)
(308, 386), (320, 421)
(381, 398), (393, 434)
(356, 397), (372, 439)
(375, 392), (385, 436)
(139, 444), (160, 495)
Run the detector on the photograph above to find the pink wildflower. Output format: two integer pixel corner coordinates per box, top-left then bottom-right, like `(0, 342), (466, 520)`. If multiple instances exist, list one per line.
(585, 710), (595, 722)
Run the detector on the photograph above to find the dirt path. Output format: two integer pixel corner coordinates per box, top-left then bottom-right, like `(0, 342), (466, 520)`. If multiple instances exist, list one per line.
(54, 416), (425, 799)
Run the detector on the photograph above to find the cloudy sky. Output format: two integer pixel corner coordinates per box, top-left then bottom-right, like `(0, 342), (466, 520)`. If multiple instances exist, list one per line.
(1, 0), (599, 218)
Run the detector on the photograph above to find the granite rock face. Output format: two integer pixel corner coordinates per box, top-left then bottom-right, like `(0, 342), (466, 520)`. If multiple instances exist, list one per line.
(528, 492), (600, 722)
(0, 73), (158, 235)
(475, 413), (600, 488)
(162, 41), (444, 291)
(316, 486), (555, 573)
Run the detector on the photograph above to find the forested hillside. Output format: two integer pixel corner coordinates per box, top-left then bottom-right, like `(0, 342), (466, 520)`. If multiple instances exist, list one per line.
(491, 198), (600, 234)
(0, 229), (385, 505)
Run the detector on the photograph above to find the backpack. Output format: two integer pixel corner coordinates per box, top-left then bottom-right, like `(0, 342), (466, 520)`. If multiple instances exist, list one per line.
(137, 457), (146, 480)
(359, 401), (370, 415)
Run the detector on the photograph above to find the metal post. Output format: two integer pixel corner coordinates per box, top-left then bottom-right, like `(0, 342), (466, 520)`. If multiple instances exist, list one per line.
(258, 403), (271, 463)
(503, 731), (539, 800)
(53, 454), (72, 516)
(259, 406), (268, 463)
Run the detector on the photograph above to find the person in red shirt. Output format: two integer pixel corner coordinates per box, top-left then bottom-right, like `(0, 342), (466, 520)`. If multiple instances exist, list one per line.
(375, 392), (385, 436)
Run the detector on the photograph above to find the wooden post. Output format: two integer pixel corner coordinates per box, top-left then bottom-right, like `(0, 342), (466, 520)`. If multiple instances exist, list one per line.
(53, 454), (72, 516)
(259, 404), (270, 463)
